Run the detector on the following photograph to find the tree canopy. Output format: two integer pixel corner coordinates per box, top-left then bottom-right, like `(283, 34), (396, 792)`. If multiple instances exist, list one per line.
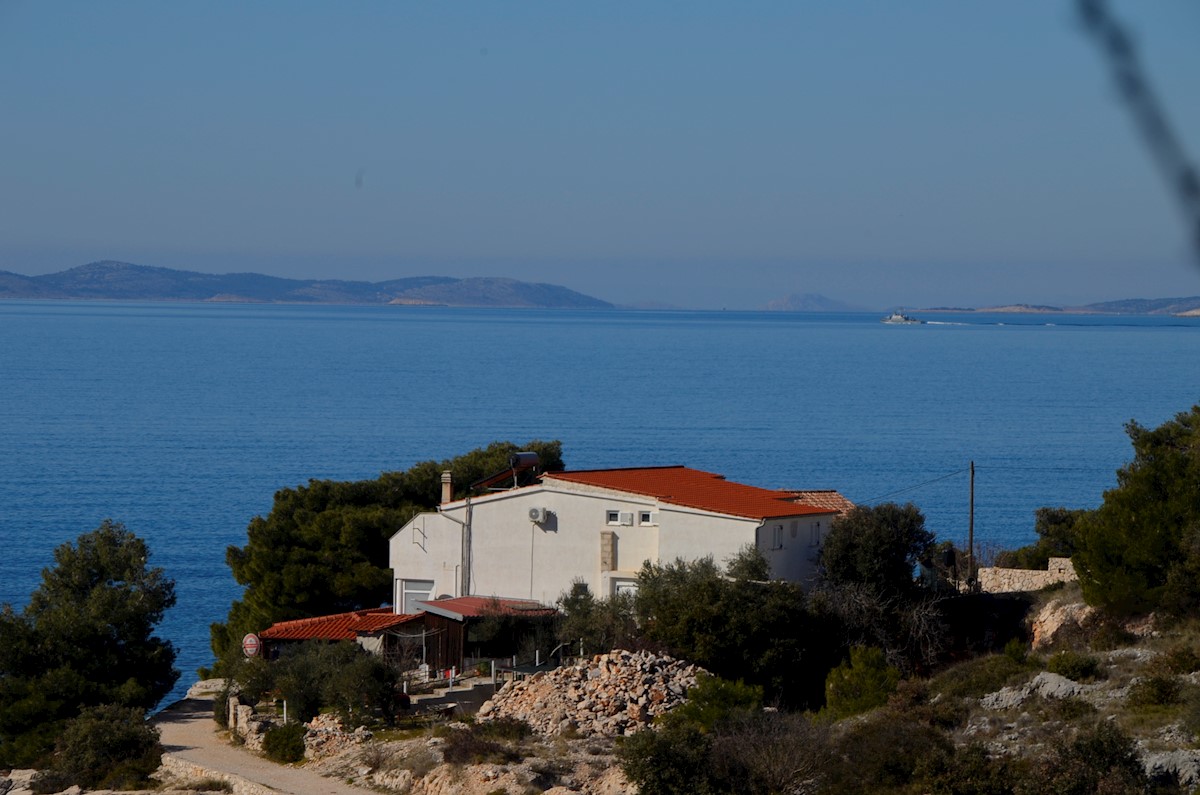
(995, 507), (1088, 570)
(211, 439), (564, 669)
(0, 521), (177, 768)
(633, 547), (837, 708)
(820, 502), (935, 598)
(1075, 405), (1200, 615)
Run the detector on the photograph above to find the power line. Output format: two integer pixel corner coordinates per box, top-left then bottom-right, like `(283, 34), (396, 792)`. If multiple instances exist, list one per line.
(862, 467), (970, 504)
(1078, 0), (1200, 267)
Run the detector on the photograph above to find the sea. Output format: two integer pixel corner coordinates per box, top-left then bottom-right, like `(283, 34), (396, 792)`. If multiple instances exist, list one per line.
(1, 299), (1198, 706)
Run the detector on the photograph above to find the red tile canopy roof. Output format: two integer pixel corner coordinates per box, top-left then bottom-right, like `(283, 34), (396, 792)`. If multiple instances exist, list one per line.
(260, 608), (420, 641)
(418, 596), (558, 622)
(544, 466), (835, 520)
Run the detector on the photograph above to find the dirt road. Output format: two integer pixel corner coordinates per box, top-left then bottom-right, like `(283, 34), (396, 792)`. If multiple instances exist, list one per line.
(154, 698), (366, 795)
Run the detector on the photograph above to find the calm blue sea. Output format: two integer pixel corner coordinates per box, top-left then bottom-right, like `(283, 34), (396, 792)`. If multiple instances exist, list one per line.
(2, 300), (1198, 705)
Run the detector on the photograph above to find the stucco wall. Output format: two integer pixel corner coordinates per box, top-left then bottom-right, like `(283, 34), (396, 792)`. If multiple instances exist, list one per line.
(390, 481), (835, 606)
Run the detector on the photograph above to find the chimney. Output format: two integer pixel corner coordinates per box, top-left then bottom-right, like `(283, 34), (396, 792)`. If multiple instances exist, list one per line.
(441, 471), (453, 505)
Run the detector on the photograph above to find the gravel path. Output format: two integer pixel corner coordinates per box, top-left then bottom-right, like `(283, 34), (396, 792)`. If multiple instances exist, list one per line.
(154, 698), (366, 795)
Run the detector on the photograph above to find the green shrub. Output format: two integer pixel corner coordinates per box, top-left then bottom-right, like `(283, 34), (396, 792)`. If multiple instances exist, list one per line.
(1046, 651), (1101, 682)
(618, 721), (714, 795)
(1127, 674), (1182, 708)
(1003, 637), (1029, 664)
(823, 646), (900, 720)
(262, 722), (306, 763)
(1045, 696), (1097, 722)
(1154, 644), (1200, 675)
(914, 742), (1015, 795)
(929, 654), (1034, 700)
(671, 674), (763, 731)
(823, 712), (952, 794)
(31, 704), (163, 792)
(1014, 721), (1147, 795)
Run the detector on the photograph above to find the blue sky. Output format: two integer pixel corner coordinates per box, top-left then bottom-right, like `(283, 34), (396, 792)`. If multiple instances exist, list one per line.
(1, 2), (1197, 309)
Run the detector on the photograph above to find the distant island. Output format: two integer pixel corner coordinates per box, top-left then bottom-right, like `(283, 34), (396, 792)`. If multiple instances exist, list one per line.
(939, 297), (1200, 316)
(0, 261), (613, 309)
(762, 293), (1200, 317)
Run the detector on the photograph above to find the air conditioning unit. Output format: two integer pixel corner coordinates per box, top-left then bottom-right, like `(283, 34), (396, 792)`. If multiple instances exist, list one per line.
(529, 506), (549, 523)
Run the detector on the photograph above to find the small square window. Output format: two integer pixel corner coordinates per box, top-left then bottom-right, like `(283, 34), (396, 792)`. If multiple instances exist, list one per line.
(639, 511), (654, 525)
(606, 510), (620, 525)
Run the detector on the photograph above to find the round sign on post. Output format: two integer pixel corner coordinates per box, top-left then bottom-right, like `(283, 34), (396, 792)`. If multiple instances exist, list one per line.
(242, 632), (261, 658)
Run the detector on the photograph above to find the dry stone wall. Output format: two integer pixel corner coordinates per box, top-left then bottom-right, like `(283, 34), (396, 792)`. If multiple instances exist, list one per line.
(978, 557), (1077, 593)
(477, 649), (704, 736)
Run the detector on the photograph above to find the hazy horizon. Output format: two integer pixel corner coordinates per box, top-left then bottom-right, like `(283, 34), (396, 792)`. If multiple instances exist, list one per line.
(2, 2), (1198, 310)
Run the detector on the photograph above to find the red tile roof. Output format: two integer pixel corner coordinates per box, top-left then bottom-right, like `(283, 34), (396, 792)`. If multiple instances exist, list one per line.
(419, 596), (558, 622)
(787, 489), (856, 516)
(544, 466), (834, 520)
(260, 608), (421, 641)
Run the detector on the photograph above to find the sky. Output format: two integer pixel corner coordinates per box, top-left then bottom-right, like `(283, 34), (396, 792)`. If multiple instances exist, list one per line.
(1, 2), (1198, 310)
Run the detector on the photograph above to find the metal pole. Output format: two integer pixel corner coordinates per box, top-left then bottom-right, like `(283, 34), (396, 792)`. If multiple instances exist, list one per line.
(968, 461), (975, 587)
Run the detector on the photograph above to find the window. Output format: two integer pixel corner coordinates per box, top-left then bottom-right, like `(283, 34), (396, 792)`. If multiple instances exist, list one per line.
(771, 525), (784, 550)
(810, 521), (822, 547)
(790, 520), (799, 539)
(638, 510), (657, 525)
(612, 578), (638, 595)
(606, 510), (620, 525)
(400, 579), (434, 614)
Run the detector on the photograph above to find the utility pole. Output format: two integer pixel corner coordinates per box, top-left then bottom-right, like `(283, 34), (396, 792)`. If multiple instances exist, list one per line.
(968, 460), (975, 589)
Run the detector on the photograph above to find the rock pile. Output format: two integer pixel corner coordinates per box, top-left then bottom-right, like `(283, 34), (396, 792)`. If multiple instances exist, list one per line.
(476, 650), (704, 736)
(304, 713), (374, 760)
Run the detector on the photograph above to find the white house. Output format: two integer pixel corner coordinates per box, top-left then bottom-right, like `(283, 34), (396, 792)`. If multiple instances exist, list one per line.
(388, 465), (849, 610)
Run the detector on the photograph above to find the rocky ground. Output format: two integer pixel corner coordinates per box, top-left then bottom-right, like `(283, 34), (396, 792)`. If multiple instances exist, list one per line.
(13, 588), (1200, 794)
(297, 650), (707, 794)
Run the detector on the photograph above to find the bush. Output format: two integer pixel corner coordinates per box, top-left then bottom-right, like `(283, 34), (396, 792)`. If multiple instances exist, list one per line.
(914, 742), (1015, 795)
(1046, 651), (1101, 682)
(1153, 644), (1200, 675)
(1127, 674), (1183, 708)
(262, 722), (306, 763)
(31, 704), (162, 792)
(929, 654), (1035, 700)
(440, 725), (522, 765)
(671, 675), (762, 732)
(1014, 721), (1147, 795)
(618, 721), (714, 795)
(823, 712), (952, 794)
(823, 646), (900, 720)
(708, 712), (832, 795)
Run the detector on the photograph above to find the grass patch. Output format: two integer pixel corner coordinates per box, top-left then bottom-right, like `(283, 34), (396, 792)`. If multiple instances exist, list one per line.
(441, 726), (523, 765)
(928, 653), (1039, 700)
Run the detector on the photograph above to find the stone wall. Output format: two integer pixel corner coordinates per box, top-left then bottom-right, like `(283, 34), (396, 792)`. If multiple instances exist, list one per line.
(157, 756), (277, 795)
(978, 557), (1077, 593)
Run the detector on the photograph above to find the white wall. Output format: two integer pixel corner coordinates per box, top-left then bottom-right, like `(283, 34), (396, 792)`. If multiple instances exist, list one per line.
(389, 482), (839, 608)
(759, 515), (836, 584)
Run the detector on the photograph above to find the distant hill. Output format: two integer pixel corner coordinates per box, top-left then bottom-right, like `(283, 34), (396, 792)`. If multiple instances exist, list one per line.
(1077, 296), (1200, 315)
(0, 261), (613, 309)
(764, 293), (863, 312)
(947, 297), (1200, 316)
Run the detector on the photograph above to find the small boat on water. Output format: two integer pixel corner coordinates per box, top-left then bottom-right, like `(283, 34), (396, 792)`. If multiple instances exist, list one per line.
(881, 310), (923, 324)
